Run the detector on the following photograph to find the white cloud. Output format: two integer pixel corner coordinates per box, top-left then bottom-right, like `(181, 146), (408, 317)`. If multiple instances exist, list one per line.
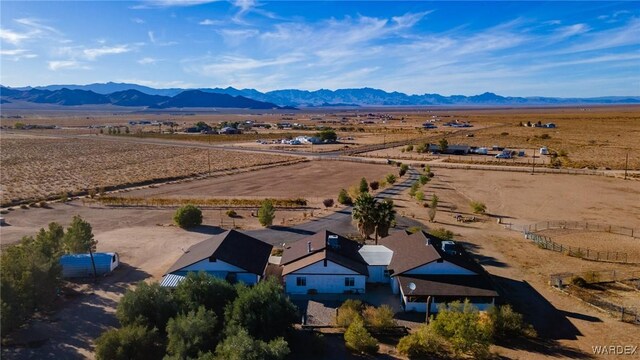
(148, 31), (178, 46)
(0, 48), (38, 60)
(83, 45), (132, 60)
(138, 57), (159, 65)
(556, 23), (590, 38)
(117, 78), (197, 88)
(0, 29), (30, 44)
(392, 11), (433, 28)
(47, 60), (90, 71)
(199, 19), (223, 26)
(131, 0), (219, 9)
(131, 17), (145, 24)
(217, 28), (259, 45)
(196, 54), (304, 75)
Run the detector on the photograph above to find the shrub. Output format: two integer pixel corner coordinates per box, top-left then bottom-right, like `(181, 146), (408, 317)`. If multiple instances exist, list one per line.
(226, 209), (238, 217)
(399, 164), (409, 177)
(322, 198), (334, 208)
(214, 328), (290, 360)
(430, 301), (492, 358)
(363, 305), (396, 330)
(470, 201), (487, 214)
(385, 174), (397, 185)
(488, 305), (536, 340)
(415, 191), (425, 202)
(559, 149), (568, 157)
(406, 145), (414, 152)
(336, 299), (364, 328)
(369, 181), (379, 191)
(337, 189), (352, 205)
(438, 138), (448, 153)
(60, 191), (69, 202)
(407, 226), (423, 234)
(397, 325), (448, 359)
(344, 317), (378, 354)
(419, 174), (429, 185)
(570, 276), (587, 287)
(95, 324), (163, 360)
(359, 177), (369, 193)
(539, 133), (551, 139)
(174, 204), (203, 228)
(500, 132), (509, 136)
(409, 182), (420, 198)
(429, 228), (453, 240)
(258, 199), (276, 227)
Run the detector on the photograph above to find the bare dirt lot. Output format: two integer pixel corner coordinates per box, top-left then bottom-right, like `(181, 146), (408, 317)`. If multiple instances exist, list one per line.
(536, 230), (640, 262)
(0, 133), (296, 206)
(116, 160), (396, 204)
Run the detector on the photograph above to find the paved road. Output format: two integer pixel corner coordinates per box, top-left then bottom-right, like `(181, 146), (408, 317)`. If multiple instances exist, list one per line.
(246, 168), (425, 245)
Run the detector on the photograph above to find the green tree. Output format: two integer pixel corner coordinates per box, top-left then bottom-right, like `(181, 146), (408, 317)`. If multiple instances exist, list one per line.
(385, 174), (397, 185)
(173, 272), (237, 319)
(63, 215), (97, 253)
(438, 138), (448, 153)
(430, 300), (492, 358)
(488, 305), (536, 340)
(258, 199), (276, 227)
(409, 181), (420, 198)
(214, 328), (289, 360)
(224, 278), (297, 341)
(337, 188), (353, 206)
(352, 192), (378, 239)
(116, 281), (177, 332)
(14, 122), (26, 129)
(415, 190), (425, 202)
(174, 204), (203, 228)
(315, 129), (337, 142)
(344, 317), (378, 354)
(0, 223), (64, 334)
(418, 174), (429, 185)
(359, 177), (369, 193)
(166, 306), (219, 359)
(95, 324), (163, 360)
(429, 194), (439, 222)
(373, 199), (395, 240)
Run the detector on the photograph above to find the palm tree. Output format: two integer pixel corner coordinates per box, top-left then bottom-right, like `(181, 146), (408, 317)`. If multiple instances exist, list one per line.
(352, 193), (377, 239)
(374, 199), (396, 243)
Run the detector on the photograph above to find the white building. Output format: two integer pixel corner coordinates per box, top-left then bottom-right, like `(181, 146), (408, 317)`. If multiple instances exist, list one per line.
(281, 231), (368, 294)
(358, 245), (393, 283)
(161, 230), (272, 288)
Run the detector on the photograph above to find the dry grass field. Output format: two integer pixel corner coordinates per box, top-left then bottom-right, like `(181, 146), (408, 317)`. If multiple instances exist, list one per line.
(536, 229), (640, 262)
(0, 133), (296, 206)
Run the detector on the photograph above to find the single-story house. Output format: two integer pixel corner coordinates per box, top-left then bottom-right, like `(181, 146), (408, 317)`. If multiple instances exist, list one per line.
(428, 144), (471, 155)
(380, 231), (498, 313)
(161, 230), (272, 288)
(280, 231), (369, 294)
(218, 127), (239, 134)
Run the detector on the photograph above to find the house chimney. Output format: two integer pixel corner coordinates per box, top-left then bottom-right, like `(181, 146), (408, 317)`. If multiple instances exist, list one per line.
(307, 241), (312, 253)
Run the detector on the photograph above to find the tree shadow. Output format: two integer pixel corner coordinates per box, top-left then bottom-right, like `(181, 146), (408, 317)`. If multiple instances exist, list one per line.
(187, 224), (227, 235)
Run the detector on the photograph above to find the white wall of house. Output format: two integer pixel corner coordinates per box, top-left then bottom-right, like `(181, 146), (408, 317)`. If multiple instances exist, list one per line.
(173, 258), (261, 285)
(284, 260), (365, 294)
(404, 261), (476, 276)
(367, 265), (388, 283)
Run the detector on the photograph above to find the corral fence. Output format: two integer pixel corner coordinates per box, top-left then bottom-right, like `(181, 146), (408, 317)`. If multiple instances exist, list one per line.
(524, 232), (632, 263)
(550, 271), (640, 325)
(524, 220), (638, 238)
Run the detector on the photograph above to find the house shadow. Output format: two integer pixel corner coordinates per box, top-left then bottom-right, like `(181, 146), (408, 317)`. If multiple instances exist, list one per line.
(491, 275), (593, 358)
(457, 241), (508, 268)
(187, 225), (227, 235)
(268, 226), (316, 236)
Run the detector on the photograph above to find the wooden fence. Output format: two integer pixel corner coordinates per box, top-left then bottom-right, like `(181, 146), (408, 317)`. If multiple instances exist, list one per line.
(525, 220), (638, 238)
(524, 232), (632, 263)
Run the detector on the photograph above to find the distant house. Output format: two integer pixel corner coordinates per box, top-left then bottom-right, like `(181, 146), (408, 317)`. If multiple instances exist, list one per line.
(380, 231), (498, 313)
(428, 144), (471, 155)
(218, 127), (239, 134)
(280, 231), (369, 294)
(161, 230), (272, 288)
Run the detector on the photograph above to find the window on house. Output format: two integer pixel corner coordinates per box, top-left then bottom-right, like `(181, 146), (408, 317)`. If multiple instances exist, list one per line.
(296, 277), (306, 286)
(345, 277), (355, 287)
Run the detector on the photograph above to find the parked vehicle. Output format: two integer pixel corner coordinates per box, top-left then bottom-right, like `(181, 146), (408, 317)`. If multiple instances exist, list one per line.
(495, 153), (511, 159)
(540, 147), (549, 155)
(475, 147), (488, 155)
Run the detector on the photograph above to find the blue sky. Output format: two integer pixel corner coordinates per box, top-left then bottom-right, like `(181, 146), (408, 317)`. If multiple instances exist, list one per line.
(1, 1), (639, 97)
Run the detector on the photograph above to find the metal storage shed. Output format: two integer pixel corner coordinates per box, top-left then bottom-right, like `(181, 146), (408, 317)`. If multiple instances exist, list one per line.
(60, 252), (119, 278)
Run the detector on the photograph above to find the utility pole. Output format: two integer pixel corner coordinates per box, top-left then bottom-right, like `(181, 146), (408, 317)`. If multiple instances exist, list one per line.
(624, 151), (629, 180)
(531, 148), (536, 175)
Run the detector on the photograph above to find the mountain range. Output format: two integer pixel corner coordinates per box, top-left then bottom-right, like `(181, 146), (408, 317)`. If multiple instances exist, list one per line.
(2, 82), (639, 108)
